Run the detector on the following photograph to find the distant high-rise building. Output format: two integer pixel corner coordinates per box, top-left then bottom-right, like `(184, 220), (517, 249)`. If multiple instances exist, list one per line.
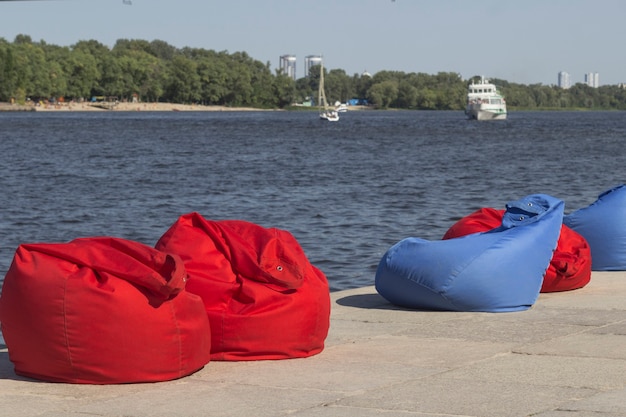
(304, 55), (323, 77)
(557, 71), (571, 89)
(585, 72), (600, 88)
(279, 55), (297, 81)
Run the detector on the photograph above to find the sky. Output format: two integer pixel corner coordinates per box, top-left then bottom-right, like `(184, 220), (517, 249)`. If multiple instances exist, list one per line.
(1, 0), (625, 86)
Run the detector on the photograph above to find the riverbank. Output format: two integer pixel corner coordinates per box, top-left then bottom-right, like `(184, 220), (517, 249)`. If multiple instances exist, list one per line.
(0, 102), (372, 112)
(0, 102), (275, 112)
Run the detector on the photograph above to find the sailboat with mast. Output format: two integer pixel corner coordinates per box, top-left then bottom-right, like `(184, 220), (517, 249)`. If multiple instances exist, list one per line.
(318, 59), (339, 122)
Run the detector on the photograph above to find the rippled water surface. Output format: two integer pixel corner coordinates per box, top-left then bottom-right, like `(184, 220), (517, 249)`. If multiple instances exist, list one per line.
(0, 110), (624, 290)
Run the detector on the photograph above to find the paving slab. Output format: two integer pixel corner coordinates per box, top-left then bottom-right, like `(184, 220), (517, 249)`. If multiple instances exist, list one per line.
(0, 271), (624, 417)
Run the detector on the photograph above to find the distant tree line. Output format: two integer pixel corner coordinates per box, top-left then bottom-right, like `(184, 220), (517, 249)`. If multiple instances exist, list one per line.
(2, 35), (626, 110)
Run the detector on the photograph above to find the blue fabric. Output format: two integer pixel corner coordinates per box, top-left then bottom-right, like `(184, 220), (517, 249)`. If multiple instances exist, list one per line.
(375, 194), (564, 312)
(564, 184), (626, 271)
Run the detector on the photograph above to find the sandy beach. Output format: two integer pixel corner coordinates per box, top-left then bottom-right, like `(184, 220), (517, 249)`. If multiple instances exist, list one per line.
(0, 101), (273, 112)
(0, 102), (369, 112)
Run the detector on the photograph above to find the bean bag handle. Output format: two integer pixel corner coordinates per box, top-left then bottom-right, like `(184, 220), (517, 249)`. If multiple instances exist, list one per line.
(205, 220), (305, 291)
(163, 213), (306, 291)
(501, 194), (552, 228)
(19, 237), (187, 300)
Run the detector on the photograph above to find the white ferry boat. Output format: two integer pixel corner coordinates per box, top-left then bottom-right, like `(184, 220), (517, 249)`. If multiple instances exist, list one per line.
(465, 77), (507, 121)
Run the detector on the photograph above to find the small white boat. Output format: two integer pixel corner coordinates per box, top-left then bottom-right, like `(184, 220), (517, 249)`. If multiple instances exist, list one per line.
(334, 102), (348, 113)
(318, 59), (339, 122)
(320, 109), (339, 121)
(465, 77), (507, 121)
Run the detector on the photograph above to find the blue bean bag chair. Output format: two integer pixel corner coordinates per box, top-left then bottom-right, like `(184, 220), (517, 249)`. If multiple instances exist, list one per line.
(375, 194), (564, 312)
(442, 208), (591, 293)
(564, 184), (626, 271)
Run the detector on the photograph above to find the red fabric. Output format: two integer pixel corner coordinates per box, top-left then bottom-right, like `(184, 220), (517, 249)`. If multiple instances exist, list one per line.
(0, 237), (211, 384)
(442, 208), (592, 292)
(155, 212), (330, 360)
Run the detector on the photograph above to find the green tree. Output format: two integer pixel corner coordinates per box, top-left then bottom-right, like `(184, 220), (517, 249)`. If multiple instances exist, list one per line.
(225, 62), (253, 106)
(352, 73), (373, 102)
(164, 55), (200, 103)
(368, 80), (398, 109)
(4, 35), (626, 110)
(113, 44), (162, 101)
(63, 49), (99, 99)
(396, 80), (418, 108)
(249, 60), (275, 107)
(148, 39), (177, 61)
(326, 69), (353, 104)
(196, 53), (230, 105)
(416, 88), (437, 109)
(272, 71), (296, 108)
(98, 55), (125, 98)
(0, 39), (18, 101)
(295, 76), (314, 104)
(73, 40), (112, 97)
(13, 40), (50, 100)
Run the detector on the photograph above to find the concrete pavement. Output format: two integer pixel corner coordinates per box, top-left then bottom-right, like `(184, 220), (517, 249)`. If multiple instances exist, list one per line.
(1, 271), (625, 417)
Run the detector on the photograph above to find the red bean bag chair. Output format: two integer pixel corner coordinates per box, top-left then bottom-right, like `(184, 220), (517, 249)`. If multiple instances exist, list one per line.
(155, 212), (331, 361)
(0, 237), (211, 384)
(442, 208), (591, 293)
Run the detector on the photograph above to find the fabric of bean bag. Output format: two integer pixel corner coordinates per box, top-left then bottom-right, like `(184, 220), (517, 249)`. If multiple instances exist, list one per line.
(375, 194), (564, 312)
(564, 184), (626, 271)
(155, 212), (330, 360)
(0, 237), (211, 384)
(443, 207), (591, 292)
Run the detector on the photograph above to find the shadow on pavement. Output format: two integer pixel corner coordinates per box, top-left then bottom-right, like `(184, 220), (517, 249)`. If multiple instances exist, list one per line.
(335, 293), (398, 309)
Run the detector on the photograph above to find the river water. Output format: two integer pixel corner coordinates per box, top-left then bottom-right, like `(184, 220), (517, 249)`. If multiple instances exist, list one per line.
(0, 110), (624, 291)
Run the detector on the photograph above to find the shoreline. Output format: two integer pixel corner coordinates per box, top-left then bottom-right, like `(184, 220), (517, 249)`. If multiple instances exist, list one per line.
(0, 102), (371, 112)
(0, 102), (276, 112)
